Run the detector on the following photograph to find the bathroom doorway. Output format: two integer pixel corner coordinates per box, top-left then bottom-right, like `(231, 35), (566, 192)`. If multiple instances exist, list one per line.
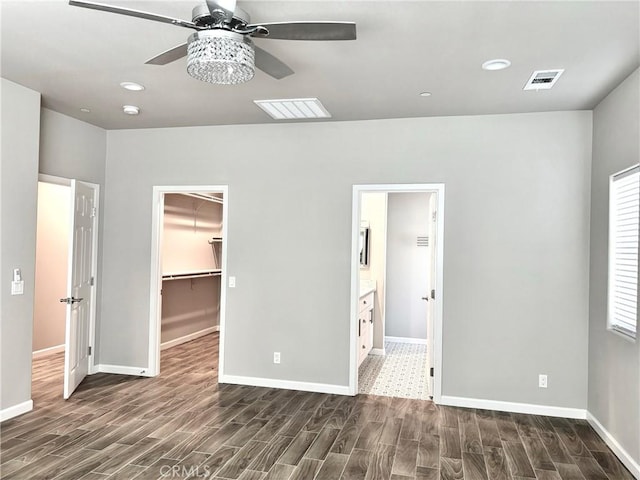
(350, 184), (444, 403)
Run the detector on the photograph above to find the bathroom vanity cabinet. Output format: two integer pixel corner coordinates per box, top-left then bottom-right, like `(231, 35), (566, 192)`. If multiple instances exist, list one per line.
(358, 290), (375, 366)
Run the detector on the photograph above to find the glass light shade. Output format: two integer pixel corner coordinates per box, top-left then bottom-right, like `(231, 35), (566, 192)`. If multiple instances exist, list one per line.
(187, 31), (255, 85)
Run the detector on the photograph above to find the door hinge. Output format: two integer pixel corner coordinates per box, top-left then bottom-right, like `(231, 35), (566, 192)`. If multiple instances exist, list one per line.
(90, 207), (97, 218)
(90, 276), (95, 286)
(430, 367), (434, 377)
(88, 346), (92, 356)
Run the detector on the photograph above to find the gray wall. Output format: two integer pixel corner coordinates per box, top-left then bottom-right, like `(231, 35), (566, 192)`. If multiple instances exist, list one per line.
(39, 108), (106, 184)
(386, 193), (431, 340)
(102, 111), (592, 408)
(0, 79), (41, 412)
(38, 108), (107, 362)
(588, 68), (639, 465)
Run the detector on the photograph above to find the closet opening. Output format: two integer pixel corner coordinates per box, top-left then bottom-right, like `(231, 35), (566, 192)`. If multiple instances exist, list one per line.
(148, 186), (228, 379)
(350, 184), (445, 403)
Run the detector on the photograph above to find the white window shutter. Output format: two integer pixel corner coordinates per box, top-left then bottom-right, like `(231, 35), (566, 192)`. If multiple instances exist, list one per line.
(608, 165), (639, 337)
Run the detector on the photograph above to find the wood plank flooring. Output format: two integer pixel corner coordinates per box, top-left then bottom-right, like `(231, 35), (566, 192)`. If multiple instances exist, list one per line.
(1, 333), (634, 480)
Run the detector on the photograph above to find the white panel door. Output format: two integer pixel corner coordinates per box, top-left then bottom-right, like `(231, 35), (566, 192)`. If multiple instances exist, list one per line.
(62, 180), (97, 399)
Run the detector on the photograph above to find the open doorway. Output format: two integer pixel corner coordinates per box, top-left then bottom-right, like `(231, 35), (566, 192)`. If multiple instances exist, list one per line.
(148, 186), (228, 379)
(32, 175), (99, 400)
(350, 184), (444, 403)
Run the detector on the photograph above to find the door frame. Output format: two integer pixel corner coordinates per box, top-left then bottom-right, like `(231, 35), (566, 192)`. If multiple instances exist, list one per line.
(350, 183), (445, 402)
(35, 174), (99, 378)
(148, 185), (229, 377)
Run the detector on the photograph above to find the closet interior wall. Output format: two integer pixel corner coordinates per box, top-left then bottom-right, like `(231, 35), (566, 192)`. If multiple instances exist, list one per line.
(161, 193), (223, 346)
(33, 181), (70, 355)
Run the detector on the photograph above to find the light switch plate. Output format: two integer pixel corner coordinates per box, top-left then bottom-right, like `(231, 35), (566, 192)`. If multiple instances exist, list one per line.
(228, 276), (236, 288)
(11, 281), (24, 295)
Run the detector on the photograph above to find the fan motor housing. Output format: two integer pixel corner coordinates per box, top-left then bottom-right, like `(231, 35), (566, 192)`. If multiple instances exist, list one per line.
(191, 4), (250, 27)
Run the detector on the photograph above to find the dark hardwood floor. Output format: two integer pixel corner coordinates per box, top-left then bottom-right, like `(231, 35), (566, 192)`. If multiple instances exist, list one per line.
(1, 333), (634, 480)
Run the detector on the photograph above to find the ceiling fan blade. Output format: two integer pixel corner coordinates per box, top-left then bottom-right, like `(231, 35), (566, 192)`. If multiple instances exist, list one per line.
(248, 21), (356, 41)
(68, 0), (198, 30)
(254, 46), (294, 80)
(206, 0), (237, 23)
(145, 43), (188, 66)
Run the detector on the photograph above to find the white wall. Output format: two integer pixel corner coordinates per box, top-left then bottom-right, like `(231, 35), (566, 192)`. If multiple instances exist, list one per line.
(102, 111), (592, 409)
(0, 79), (41, 416)
(162, 194), (222, 274)
(33, 182), (70, 352)
(360, 193), (387, 350)
(588, 68), (639, 469)
(385, 193), (432, 340)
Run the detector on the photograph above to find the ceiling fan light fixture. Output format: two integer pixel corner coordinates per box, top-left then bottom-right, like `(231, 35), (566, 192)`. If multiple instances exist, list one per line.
(187, 30), (255, 85)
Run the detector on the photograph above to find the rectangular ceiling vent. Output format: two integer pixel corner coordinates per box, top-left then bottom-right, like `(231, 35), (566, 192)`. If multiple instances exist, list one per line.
(523, 69), (564, 90)
(254, 98), (332, 120)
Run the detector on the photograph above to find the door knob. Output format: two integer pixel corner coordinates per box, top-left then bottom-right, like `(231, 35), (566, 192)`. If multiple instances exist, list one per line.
(421, 296), (429, 301)
(60, 297), (83, 304)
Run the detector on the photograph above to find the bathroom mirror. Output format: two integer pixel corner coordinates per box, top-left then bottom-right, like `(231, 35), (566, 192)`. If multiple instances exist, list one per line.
(359, 223), (370, 267)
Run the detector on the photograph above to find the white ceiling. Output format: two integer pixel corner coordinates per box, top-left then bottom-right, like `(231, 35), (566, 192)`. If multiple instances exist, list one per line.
(2, 0), (639, 130)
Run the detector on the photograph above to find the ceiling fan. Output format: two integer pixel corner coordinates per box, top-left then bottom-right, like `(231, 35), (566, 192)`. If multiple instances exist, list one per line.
(68, 0), (357, 85)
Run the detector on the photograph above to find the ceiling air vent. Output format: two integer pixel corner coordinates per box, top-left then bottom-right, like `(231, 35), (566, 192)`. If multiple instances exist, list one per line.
(523, 69), (564, 90)
(254, 98), (331, 120)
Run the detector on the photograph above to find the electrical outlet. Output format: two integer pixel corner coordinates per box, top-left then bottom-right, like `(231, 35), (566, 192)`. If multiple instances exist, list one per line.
(539, 374), (548, 388)
(273, 352), (281, 364)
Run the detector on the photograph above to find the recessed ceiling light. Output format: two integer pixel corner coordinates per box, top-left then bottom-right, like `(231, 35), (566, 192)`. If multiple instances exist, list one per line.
(419, 92), (432, 97)
(80, 108), (91, 113)
(254, 98), (331, 120)
(120, 81), (145, 91)
(482, 59), (511, 71)
(122, 105), (140, 115)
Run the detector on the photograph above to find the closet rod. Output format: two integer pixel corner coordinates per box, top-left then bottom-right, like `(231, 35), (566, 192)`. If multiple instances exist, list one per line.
(178, 192), (223, 204)
(162, 270), (222, 281)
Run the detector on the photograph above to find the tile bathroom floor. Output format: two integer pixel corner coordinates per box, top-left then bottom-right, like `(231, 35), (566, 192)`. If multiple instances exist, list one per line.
(358, 341), (431, 400)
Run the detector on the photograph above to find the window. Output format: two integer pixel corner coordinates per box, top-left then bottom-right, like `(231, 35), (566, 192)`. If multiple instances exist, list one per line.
(608, 164), (639, 339)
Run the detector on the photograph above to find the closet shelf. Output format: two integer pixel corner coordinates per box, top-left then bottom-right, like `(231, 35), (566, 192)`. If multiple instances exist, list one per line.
(208, 237), (223, 244)
(162, 269), (221, 281)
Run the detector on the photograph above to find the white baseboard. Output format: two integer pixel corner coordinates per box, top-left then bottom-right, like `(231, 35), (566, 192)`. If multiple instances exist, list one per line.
(161, 326), (219, 351)
(1, 400), (33, 422)
(440, 395), (586, 419)
(587, 411), (640, 478)
(370, 348), (386, 356)
(96, 364), (153, 377)
(220, 374), (351, 396)
(385, 336), (427, 345)
(32, 344), (65, 358)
